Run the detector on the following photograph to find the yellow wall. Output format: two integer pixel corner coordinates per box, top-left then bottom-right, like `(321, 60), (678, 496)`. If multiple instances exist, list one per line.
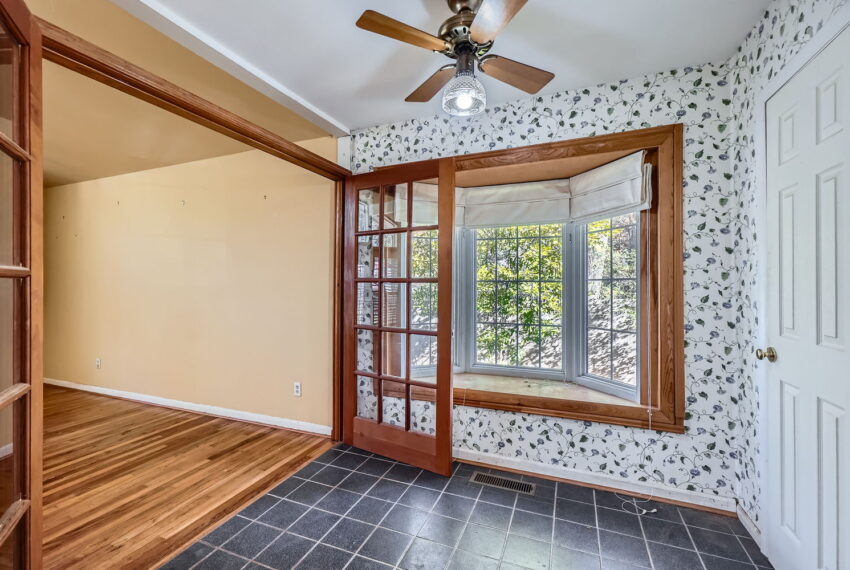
(44, 137), (337, 430)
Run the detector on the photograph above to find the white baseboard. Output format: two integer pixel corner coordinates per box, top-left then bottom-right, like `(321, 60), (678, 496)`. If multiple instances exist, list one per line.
(44, 378), (333, 436)
(737, 504), (763, 548)
(453, 448), (737, 513)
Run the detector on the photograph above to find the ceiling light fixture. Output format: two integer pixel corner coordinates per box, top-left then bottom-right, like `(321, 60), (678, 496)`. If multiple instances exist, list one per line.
(442, 48), (486, 117)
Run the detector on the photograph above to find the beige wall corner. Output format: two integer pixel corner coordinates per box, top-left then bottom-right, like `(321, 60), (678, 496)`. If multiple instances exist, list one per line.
(44, 137), (338, 430)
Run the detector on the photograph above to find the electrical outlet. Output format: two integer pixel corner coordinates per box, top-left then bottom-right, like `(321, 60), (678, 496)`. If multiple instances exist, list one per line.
(293, 382), (302, 397)
(95, 358), (102, 369)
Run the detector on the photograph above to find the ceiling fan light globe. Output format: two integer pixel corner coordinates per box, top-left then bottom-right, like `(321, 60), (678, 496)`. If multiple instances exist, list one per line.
(442, 72), (486, 117)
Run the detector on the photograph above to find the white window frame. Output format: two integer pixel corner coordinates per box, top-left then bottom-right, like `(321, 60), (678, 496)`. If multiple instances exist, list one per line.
(453, 216), (641, 402)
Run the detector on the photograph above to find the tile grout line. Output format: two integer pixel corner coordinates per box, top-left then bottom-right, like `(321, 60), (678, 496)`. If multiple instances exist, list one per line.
(677, 507), (709, 570)
(731, 527), (760, 569)
(593, 490), (603, 569)
(345, 453), (457, 569)
(633, 497), (655, 570)
(285, 449), (405, 569)
(392, 460), (478, 568)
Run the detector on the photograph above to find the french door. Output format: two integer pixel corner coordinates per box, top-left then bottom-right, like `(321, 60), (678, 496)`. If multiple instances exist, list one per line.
(0, 0), (41, 567)
(342, 158), (455, 476)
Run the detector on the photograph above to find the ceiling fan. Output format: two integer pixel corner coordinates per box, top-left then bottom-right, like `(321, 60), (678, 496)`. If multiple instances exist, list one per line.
(356, 0), (554, 117)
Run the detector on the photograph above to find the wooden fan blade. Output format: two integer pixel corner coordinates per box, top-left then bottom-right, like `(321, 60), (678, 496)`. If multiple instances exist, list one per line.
(479, 55), (554, 94)
(406, 65), (457, 102)
(356, 10), (448, 52)
(470, 0), (528, 44)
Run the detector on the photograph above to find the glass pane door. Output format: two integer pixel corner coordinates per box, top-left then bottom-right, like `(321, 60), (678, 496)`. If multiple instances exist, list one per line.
(0, 0), (40, 566)
(343, 160), (454, 475)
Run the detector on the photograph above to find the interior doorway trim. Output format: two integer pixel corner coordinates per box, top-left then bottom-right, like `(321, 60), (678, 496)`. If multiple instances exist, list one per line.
(34, 17), (350, 441)
(752, 1), (850, 551)
(35, 17), (349, 181)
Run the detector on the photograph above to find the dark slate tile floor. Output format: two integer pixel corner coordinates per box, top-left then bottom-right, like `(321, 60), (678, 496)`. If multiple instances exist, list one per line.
(161, 445), (772, 570)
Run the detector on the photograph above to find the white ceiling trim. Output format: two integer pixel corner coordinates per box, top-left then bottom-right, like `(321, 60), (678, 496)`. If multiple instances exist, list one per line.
(110, 0), (351, 136)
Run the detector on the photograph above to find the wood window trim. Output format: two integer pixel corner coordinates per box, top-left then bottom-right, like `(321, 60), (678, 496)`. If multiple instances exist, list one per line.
(374, 125), (685, 433)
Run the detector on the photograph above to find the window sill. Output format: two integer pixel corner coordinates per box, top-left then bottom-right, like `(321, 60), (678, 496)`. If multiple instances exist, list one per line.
(451, 373), (685, 433)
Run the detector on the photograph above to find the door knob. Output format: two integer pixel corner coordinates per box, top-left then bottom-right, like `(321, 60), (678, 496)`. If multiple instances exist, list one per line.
(755, 347), (777, 362)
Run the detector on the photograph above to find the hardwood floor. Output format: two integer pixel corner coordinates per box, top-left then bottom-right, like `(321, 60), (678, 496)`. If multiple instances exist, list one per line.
(42, 385), (331, 569)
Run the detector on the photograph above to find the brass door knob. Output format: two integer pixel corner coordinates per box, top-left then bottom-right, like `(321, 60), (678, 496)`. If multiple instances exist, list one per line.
(755, 347), (777, 362)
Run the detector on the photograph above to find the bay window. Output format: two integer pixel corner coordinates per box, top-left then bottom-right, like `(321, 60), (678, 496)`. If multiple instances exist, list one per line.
(456, 211), (641, 401)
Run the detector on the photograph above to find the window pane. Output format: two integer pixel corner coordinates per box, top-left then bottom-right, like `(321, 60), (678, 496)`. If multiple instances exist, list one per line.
(1, 152), (15, 266)
(582, 214), (639, 386)
(517, 238), (539, 279)
(381, 380), (406, 427)
(410, 386), (436, 435)
(411, 230), (438, 278)
(473, 224), (565, 372)
(357, 188), (380, 232)
(518, 325), (540, 368)
(539, 237), (562, 280)
(612, 226), (637, 278)
(496, 325), (519, 366)
(496, 238), (518, 280)
(0, 280), (14, 391)
(587, 280), (612, 329)
(517, 282), (540, 325)
(381, 332), (406, 378)
(411, 182), (438, 226)
(356, 234), (379, 278)
(381, 232), (407, 278)
(356, 375), (377, 420)
(475, 238), (496, 280)
(411, 283), (437, 331)
(0, 26), (18, 140)
(613, 333), (637, 385)
(587, 329), (612, 378)
(476, 324), (497, 364)
(381, 283), (406, 328)
(356, 329), (377, 373)
(541, 325), (563, 369)
(586, 229), (611, 279)
(0, 404), (16, 516)
(383, 184), (408, 229)
(476, 282), (496, 323)
(587, 218), (611, 232)
(612, 280), (637, 332)
(540, 282), (562, 326)
(496, 282), (518, 324)
(612, 212), (638, 227)
(356, 283), (379, 326)
(410, 334), (436, 370)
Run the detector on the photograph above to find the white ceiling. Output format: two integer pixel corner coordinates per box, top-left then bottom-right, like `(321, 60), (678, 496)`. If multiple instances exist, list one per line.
(112, 0), (771, 134)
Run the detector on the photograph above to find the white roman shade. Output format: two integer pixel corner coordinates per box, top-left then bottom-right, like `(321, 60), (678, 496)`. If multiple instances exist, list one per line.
(450, 151), (652, 228)
(411, 151), (652, 228)
(457, 179), (571, 227)
(569, 151), (651, 222)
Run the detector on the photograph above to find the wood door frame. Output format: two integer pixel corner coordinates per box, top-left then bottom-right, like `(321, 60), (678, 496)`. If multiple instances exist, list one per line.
(33, 18), (352, 445)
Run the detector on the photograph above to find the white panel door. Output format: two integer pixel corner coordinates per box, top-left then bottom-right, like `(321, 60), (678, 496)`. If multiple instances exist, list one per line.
(765, 24), (850, 570)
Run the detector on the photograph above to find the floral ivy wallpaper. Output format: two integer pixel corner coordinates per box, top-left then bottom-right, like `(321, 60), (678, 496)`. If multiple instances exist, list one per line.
(725, 0), (846, 524)
(347, 0), (847, 527)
